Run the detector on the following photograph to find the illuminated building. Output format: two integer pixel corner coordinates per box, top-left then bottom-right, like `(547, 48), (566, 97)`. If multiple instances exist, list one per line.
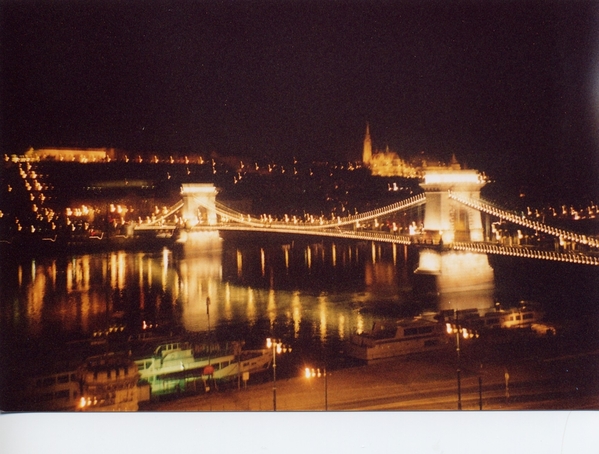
(362, 124), (419, 178)
(24, 147), (116, 162)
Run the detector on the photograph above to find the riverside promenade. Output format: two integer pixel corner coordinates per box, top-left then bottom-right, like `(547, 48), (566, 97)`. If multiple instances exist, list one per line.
(142, 340), (599, 412)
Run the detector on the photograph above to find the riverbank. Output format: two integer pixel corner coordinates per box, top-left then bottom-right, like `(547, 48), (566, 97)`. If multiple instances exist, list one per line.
(142, 336), (599, 411)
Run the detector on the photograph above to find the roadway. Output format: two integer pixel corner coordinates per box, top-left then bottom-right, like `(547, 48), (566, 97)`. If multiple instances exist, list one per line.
(142, 334), (599, 412)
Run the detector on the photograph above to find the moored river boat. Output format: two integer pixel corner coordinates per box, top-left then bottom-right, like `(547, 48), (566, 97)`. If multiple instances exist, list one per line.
(133, 340), (272, 397)
(346, 318), (448, 362)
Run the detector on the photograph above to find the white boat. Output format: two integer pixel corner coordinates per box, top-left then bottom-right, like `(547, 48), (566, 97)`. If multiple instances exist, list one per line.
(77, 352), (141, 411)
(133, 340), (272, 397)
(23, 369), (82, 411)
(346, 318), (448, 362)
(481, 301), (545, 329)
(440, 301), (555, 335)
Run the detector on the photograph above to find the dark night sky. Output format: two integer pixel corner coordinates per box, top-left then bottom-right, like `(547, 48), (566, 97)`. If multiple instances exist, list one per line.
(2, 0), (599, 201)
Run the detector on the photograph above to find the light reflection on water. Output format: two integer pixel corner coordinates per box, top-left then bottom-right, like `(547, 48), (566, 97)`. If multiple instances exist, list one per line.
(3, 236), (598, 379)
(4, 239), (420, 350)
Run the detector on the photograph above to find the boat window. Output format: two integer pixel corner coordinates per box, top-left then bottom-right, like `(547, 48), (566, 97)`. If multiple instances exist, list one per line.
(145, 361), (152, 369)
(70, 374), (76, 382)
(137, 363), (144, 370)
(57, 375), (69, 384)
(213, 363), (221, 371)
(221, 361), (230, 368)
(93, 371), (98, 380)
(418, 327), (433, 335)
(55, 390), (70, 399)
(107, 370), (111, 379)
(516, 315), (521, 321)
(42, 377), (56, 387)
(404, 328), (418, 336)
(39, 392), (54, 402)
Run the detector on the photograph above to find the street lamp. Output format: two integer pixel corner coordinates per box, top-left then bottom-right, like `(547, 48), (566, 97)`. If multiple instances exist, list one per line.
(266, 338), (291, 411)
(304, 367), (328, 411)
(446, 310), (478, 411)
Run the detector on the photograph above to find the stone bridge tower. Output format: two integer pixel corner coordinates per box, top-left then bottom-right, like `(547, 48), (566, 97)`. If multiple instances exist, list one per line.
(419, 158), (486, 244)
(181, 183), (218, 227)
(417, 160), (494, 312)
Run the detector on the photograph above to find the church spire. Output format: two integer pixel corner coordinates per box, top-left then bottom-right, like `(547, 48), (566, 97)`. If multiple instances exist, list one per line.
(363, 122), (372, 165)
(450, 153), (461, 169)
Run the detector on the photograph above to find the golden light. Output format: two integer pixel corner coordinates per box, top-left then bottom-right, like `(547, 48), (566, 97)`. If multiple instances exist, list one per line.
(423, 170), (483, 185)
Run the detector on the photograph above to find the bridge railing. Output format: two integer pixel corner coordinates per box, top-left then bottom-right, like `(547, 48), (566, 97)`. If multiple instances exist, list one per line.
(451, 242), (599, 266)
(210, 223), (414, 245)
(143, 200), (184, 226)
(449, 192), (599, 249)
(196, 193), (427, 231)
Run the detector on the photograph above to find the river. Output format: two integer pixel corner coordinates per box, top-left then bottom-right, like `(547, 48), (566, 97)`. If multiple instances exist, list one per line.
(1, 233), (598, 408)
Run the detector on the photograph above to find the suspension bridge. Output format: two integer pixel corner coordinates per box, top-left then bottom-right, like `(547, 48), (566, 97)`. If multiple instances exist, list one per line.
(136, 167), (599, 266)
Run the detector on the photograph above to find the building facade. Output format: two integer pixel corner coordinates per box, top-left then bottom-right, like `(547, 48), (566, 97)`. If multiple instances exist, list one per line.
(361, 124), (419, 178)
